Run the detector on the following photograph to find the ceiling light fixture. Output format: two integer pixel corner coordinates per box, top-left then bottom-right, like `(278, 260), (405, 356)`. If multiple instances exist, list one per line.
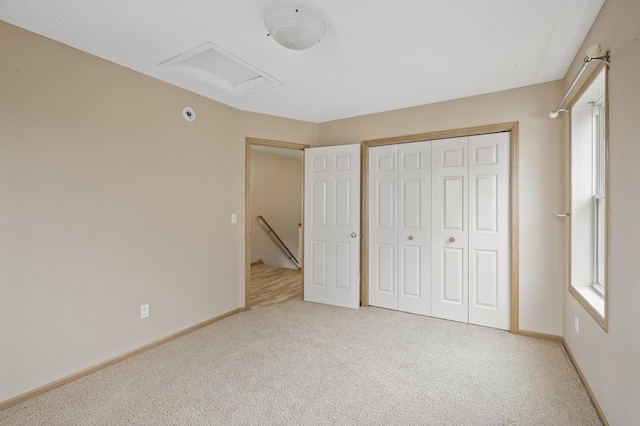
(265, 6), (325, 50)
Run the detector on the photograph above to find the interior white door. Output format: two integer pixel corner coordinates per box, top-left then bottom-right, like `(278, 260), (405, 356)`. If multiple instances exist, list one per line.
(431, 137), (469, 323)
(368, 141), (431, 315)
(304, 144), (360, 309)
(468, 133), (510, 330)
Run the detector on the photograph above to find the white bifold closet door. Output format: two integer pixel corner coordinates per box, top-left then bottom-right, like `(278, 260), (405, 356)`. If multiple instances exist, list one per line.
(431, 137), (469, 323)
(368, 141), (431, 315)
(432, 133), (510, 330)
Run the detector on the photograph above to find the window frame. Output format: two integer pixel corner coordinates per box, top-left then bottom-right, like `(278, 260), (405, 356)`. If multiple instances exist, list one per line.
(569, 63), (609, 332)
(591, 98), (606, 296)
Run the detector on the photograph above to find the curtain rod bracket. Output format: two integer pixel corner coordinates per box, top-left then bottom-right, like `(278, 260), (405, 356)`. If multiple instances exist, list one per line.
(549, 108), (569, 118)
(549, 47), (610, 119)
(585, 52), (610, 68)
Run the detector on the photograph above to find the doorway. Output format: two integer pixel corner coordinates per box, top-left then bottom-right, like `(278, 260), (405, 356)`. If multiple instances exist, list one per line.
(245, 138), (309, 309)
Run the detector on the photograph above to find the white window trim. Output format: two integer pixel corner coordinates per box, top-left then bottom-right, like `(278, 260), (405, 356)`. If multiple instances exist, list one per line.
(569, 64), (608, 332)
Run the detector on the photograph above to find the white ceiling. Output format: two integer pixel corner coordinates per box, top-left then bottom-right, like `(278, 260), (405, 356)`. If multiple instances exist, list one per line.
(1, 0), (605, 123)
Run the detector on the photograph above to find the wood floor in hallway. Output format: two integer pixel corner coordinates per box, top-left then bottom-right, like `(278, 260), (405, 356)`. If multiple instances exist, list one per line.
(249, 261), (302, 309)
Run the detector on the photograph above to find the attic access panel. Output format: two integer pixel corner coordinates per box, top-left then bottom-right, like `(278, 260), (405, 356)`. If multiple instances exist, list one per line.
(161, 42), (281, 97)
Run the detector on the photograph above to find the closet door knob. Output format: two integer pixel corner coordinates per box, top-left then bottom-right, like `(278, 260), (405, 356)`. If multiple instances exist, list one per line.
(449, 237), (455, 243)
(351, 232), (357, 238)
(408, 236), (414, 241)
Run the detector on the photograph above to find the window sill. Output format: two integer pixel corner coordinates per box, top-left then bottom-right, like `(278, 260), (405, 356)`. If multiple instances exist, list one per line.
(576, 286), (604, 316)
(569, 284), (607, 331)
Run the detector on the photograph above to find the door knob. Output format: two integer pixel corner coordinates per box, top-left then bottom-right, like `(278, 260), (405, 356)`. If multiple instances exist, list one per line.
(408, 236), (414, 241)
(449, 237), (455, 243)
(351, 232), (357, 238)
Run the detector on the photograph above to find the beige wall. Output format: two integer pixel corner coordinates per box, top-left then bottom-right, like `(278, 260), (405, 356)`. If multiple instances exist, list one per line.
(250, 150), (302, 268)
(0, 22), (316, 403)
(561, 0), (640, 423)
(320, 81), (567, 337)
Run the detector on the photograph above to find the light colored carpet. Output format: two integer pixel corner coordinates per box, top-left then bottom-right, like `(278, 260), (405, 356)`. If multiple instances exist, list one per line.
(1, 301), (600, 425)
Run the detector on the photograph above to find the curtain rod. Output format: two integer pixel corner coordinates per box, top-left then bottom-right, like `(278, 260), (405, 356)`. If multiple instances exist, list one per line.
(549, 44), (610, 118)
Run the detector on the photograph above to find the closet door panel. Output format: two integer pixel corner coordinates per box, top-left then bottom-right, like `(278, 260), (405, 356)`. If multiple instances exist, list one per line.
(472, 249), (498, 306)
(368, 145), (399, 310)
(398, 141), (431, 315)
(442, 247), (464, 303)
(400, 245), (421, 296)
(432, 137), (469, 323)
(468, 133), (510, 330)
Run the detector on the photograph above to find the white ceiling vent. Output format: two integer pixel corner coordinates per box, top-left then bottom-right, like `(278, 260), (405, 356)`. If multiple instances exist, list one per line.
(161, 42), (281, 97)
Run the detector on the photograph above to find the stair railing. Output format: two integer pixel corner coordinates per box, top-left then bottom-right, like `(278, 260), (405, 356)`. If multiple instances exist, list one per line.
(256, 216), (300, 268)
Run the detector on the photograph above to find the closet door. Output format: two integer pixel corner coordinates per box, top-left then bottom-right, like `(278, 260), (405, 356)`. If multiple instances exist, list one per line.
(397, 142), (431, 315)
(431, 137), (469, 323)
(431, 133), (511, 328)
(468, 133), (510, 330)
(368, 145), (399, 310)
(369, 142), (431, 314)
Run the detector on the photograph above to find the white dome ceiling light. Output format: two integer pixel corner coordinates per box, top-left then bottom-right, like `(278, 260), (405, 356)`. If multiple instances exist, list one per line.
(265, 6), (326, 50)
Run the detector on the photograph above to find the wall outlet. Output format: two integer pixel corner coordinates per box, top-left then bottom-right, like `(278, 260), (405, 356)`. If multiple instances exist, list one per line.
(574, 315), (579, 333)
(231, 213), (237, 224)
(140, 304), (149, 319)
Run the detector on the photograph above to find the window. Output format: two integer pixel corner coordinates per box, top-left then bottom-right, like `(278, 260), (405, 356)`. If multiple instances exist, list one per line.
(570, 65), (608, 331)
(592, 98), (606, 295)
